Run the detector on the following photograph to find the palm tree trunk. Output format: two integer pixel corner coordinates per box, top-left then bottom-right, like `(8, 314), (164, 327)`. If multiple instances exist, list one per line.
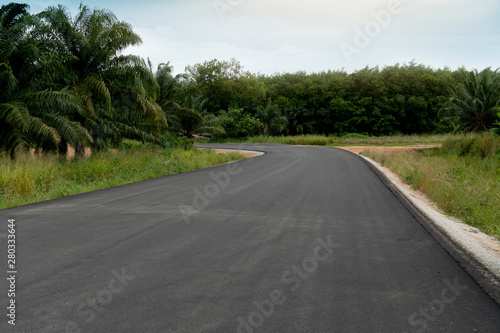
(75, 144), (86, 157)
(58, 138), (68, 156)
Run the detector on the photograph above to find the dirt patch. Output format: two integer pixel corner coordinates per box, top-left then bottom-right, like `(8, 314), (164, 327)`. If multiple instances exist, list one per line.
(335, 145), (440, 154)
(213, 150), (258, 158)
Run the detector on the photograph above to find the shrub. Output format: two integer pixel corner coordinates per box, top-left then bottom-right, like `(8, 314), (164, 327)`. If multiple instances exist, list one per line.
(162, 132), (195, 150)
(218, 108), (263, 137)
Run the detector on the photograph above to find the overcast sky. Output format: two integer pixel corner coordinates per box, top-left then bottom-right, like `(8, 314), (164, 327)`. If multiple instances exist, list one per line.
(20, 0), (500, 75)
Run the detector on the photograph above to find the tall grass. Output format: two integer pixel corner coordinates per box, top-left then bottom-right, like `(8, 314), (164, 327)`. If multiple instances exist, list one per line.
(208, 133), (459, 146)
(441, 135), (500, 158)
(362, 135), (500, 239)
(0, 147), (245, 210)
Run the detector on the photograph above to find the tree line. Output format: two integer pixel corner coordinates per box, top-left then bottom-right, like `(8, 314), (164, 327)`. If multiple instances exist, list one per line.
(185, 59), (500, 137)
(1, 3), (500, 157)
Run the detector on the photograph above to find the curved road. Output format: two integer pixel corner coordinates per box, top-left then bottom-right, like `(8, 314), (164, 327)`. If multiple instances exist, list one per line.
(1, 144), (499, 332)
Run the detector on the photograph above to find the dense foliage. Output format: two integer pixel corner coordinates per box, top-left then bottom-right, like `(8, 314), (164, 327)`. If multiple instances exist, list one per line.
(0, 3), (168, 157)
(1, 2), (500, 158)
(185, 59), (467, 136)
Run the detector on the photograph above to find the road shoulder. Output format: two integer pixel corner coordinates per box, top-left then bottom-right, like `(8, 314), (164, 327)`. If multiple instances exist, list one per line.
(336, 147), (500, 305)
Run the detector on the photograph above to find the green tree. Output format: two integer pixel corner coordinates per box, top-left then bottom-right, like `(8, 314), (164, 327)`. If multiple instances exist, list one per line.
(319, 98), (360, 134)
(0, 3), (88, 157)
(185, 58), (243, 114)
(38, 4), (165, 152)
(155, 61), (185, 114)
(232, 72), (268, 113)
(284, 101), (314, 135)
(168, 95), (225, 138)
(217, 108), (263, 137)
(444, 68), (500, 133)
(255, 104), (288, 135)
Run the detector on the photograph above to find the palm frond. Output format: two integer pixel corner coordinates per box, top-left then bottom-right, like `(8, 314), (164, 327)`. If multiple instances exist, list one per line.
(0, 62), (17, 99)
(114, 121), (158, 143)
(28, 116), (61, 144)
(0, 3), (30, 29)
(4, 128), (28, 157)
(0, 101), (31, 131)
(85, 74), (112, 114)
(444, 68), (500, 132)
(24, 88), (84, 116)
(38, 112), (92, 146)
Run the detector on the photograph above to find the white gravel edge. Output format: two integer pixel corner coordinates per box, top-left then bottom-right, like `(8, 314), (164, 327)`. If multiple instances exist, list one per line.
(357, 153), (500, 280)
(210, 149), (265, 156)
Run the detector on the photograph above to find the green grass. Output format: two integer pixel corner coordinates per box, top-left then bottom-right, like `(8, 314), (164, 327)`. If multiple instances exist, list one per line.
(0, 146), (245, 210)
(362, 134), (500, 239)
(206, 133), (461, 146)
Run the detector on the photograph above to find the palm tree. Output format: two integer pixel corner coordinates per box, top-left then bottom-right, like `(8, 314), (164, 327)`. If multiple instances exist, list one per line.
(155, 62), (187, 113)
(445, 68), (500, 133)
(102, 55), (165, 148)
(168, 95), (225, 139)
(285, 101), (314, 135)
(0, 3), (88, 157)
(37, 4), (166, 152)
(255, 104), (288, 135)
(155, 62), (225, 140)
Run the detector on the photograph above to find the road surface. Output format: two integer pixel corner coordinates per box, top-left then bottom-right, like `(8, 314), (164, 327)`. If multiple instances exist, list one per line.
(1, 143), (499, 332)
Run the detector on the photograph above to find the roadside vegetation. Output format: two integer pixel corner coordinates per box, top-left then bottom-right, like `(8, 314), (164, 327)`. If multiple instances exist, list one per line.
(0, 142), (244, 209)
(206, 133), (454, 146)
(2, 0), (500, 237)
(2, 2), (500, 159)
(362, 134), (500, 239)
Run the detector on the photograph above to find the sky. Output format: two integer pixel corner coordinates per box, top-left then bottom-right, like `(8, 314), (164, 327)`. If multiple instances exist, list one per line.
(17, 0), (500, 75)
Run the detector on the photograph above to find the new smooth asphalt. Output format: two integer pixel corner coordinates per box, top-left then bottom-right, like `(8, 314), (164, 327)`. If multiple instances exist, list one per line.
(1, 144), (499, 332)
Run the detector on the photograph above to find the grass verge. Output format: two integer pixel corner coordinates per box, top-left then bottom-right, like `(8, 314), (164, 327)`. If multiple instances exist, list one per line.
(0, 147), (245, 210)
(361, 134), (500, 239)
(206, 133), (462, 146)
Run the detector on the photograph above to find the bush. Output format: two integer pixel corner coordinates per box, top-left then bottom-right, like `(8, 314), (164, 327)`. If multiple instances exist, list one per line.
(218, 108), (263, 137)
(162, 132), (195, 150)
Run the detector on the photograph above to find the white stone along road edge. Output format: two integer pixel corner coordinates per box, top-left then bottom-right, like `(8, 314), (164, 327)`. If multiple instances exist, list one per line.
(209, 149), (265, 157)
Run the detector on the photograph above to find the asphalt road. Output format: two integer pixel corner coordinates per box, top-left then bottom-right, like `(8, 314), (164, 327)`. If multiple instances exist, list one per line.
(1, 143), (499, 333)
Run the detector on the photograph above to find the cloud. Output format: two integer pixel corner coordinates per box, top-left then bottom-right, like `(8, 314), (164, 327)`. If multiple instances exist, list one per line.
(24, 0), (500, 74)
